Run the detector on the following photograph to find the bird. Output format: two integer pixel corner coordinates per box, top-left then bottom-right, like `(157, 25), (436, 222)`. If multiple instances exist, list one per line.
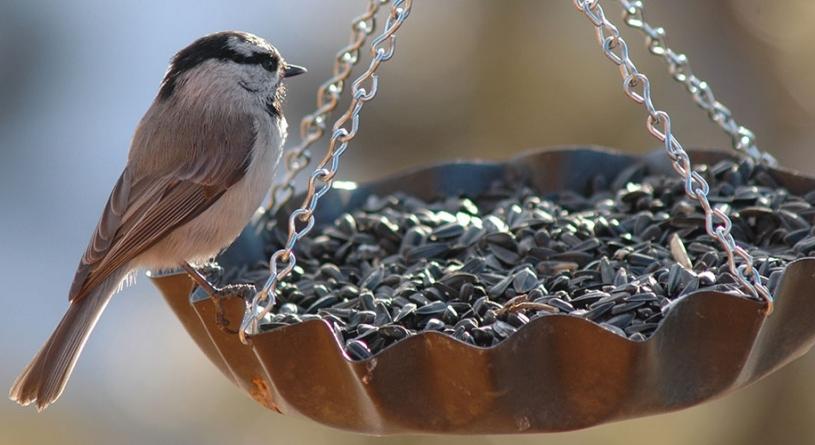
(9, 30), (306, 411)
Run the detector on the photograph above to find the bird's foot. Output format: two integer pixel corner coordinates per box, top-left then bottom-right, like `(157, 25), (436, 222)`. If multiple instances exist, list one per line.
(195, 262), (224, 277)
(206, 284), (257, 334)
(212, 283), (257, 302)
(181, 262), (256, 335)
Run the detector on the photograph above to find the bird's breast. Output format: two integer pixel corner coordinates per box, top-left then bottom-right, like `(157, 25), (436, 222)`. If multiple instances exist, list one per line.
(139, 114), (285, 267)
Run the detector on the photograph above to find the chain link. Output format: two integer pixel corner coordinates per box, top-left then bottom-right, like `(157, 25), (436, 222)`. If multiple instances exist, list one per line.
(572, 0), (773, 312)
(616, 0), (776, 166)
(240, 0), (414, 342)
(267, 0), (390, 212)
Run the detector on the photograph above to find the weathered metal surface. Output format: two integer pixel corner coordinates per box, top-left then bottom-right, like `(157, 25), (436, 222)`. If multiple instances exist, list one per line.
(150, 146), (815, 434)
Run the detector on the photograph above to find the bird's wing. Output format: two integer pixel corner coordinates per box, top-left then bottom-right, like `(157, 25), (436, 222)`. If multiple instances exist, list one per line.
(68, 112), (257, 303)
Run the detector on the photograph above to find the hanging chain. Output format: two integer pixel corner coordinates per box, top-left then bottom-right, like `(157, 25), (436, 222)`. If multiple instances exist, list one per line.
(240, 0), (414, 343)
(267, 0), (390, 212)
(572, 0), (773, 312)
(616, 0), (776, 166)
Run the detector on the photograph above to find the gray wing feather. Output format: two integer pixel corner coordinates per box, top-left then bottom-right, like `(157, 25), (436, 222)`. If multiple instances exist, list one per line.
(69, 107), (256, 302)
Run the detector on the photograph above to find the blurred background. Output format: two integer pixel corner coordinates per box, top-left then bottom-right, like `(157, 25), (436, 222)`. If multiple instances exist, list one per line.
(1, 0), (814, 444)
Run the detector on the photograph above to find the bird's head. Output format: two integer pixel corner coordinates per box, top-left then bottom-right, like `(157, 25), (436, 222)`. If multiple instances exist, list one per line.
(158, 31), (306, 117)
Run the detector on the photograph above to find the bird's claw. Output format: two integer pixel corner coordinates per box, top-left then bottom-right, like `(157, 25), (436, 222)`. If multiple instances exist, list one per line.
(212, 283), (257, 302)
(180, 262), (256, 335)
(195, 262), (224, 276)
(204, 284), (257, 335)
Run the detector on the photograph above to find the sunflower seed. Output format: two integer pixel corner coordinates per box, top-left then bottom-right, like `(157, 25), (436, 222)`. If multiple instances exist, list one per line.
(227, 156), (807, 360)
(669, 233), (693, 270)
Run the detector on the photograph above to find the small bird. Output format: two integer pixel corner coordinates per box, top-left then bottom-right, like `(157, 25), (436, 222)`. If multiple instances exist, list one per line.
(10, 31), (306, 411)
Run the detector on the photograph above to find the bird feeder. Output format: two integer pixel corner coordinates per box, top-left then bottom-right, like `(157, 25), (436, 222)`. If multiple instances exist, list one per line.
(149, 0), (815, 434)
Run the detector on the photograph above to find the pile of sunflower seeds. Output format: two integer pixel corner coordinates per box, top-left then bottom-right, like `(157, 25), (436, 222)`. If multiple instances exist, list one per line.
(213, 157), (814, 359)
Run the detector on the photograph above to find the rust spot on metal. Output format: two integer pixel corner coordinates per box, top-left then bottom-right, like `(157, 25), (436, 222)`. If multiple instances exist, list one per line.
(250, 376), (281, 413)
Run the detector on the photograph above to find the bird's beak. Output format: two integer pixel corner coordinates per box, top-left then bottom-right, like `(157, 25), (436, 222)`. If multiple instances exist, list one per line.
(283, 64), (307, 78)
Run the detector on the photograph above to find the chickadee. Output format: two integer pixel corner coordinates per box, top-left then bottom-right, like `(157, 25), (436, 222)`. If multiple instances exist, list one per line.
(10, 31), (306, 411)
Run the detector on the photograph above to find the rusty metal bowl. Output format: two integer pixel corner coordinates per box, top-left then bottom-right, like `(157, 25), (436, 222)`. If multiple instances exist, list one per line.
(149, 146), (815, 434)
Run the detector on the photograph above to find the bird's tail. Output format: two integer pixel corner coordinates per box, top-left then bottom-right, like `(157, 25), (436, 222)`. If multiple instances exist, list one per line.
(9, 267), (130, 411)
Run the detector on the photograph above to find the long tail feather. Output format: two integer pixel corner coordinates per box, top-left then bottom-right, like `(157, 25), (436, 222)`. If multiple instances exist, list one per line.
(9, 267), (129, 411)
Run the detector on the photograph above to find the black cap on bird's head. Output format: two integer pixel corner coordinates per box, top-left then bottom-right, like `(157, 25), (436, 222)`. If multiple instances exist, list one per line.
(158, 31), (306, 100)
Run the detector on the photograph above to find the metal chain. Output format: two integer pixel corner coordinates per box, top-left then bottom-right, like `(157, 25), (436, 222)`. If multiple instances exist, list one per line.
(616, 0), (776, 166)
(267, 0), (389, 212)
(572, 0), (773, 312)
(240, 0), (414, 342)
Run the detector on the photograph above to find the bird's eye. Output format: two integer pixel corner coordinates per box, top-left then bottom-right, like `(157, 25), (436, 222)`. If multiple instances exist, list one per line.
(262, 58), (279, 73)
